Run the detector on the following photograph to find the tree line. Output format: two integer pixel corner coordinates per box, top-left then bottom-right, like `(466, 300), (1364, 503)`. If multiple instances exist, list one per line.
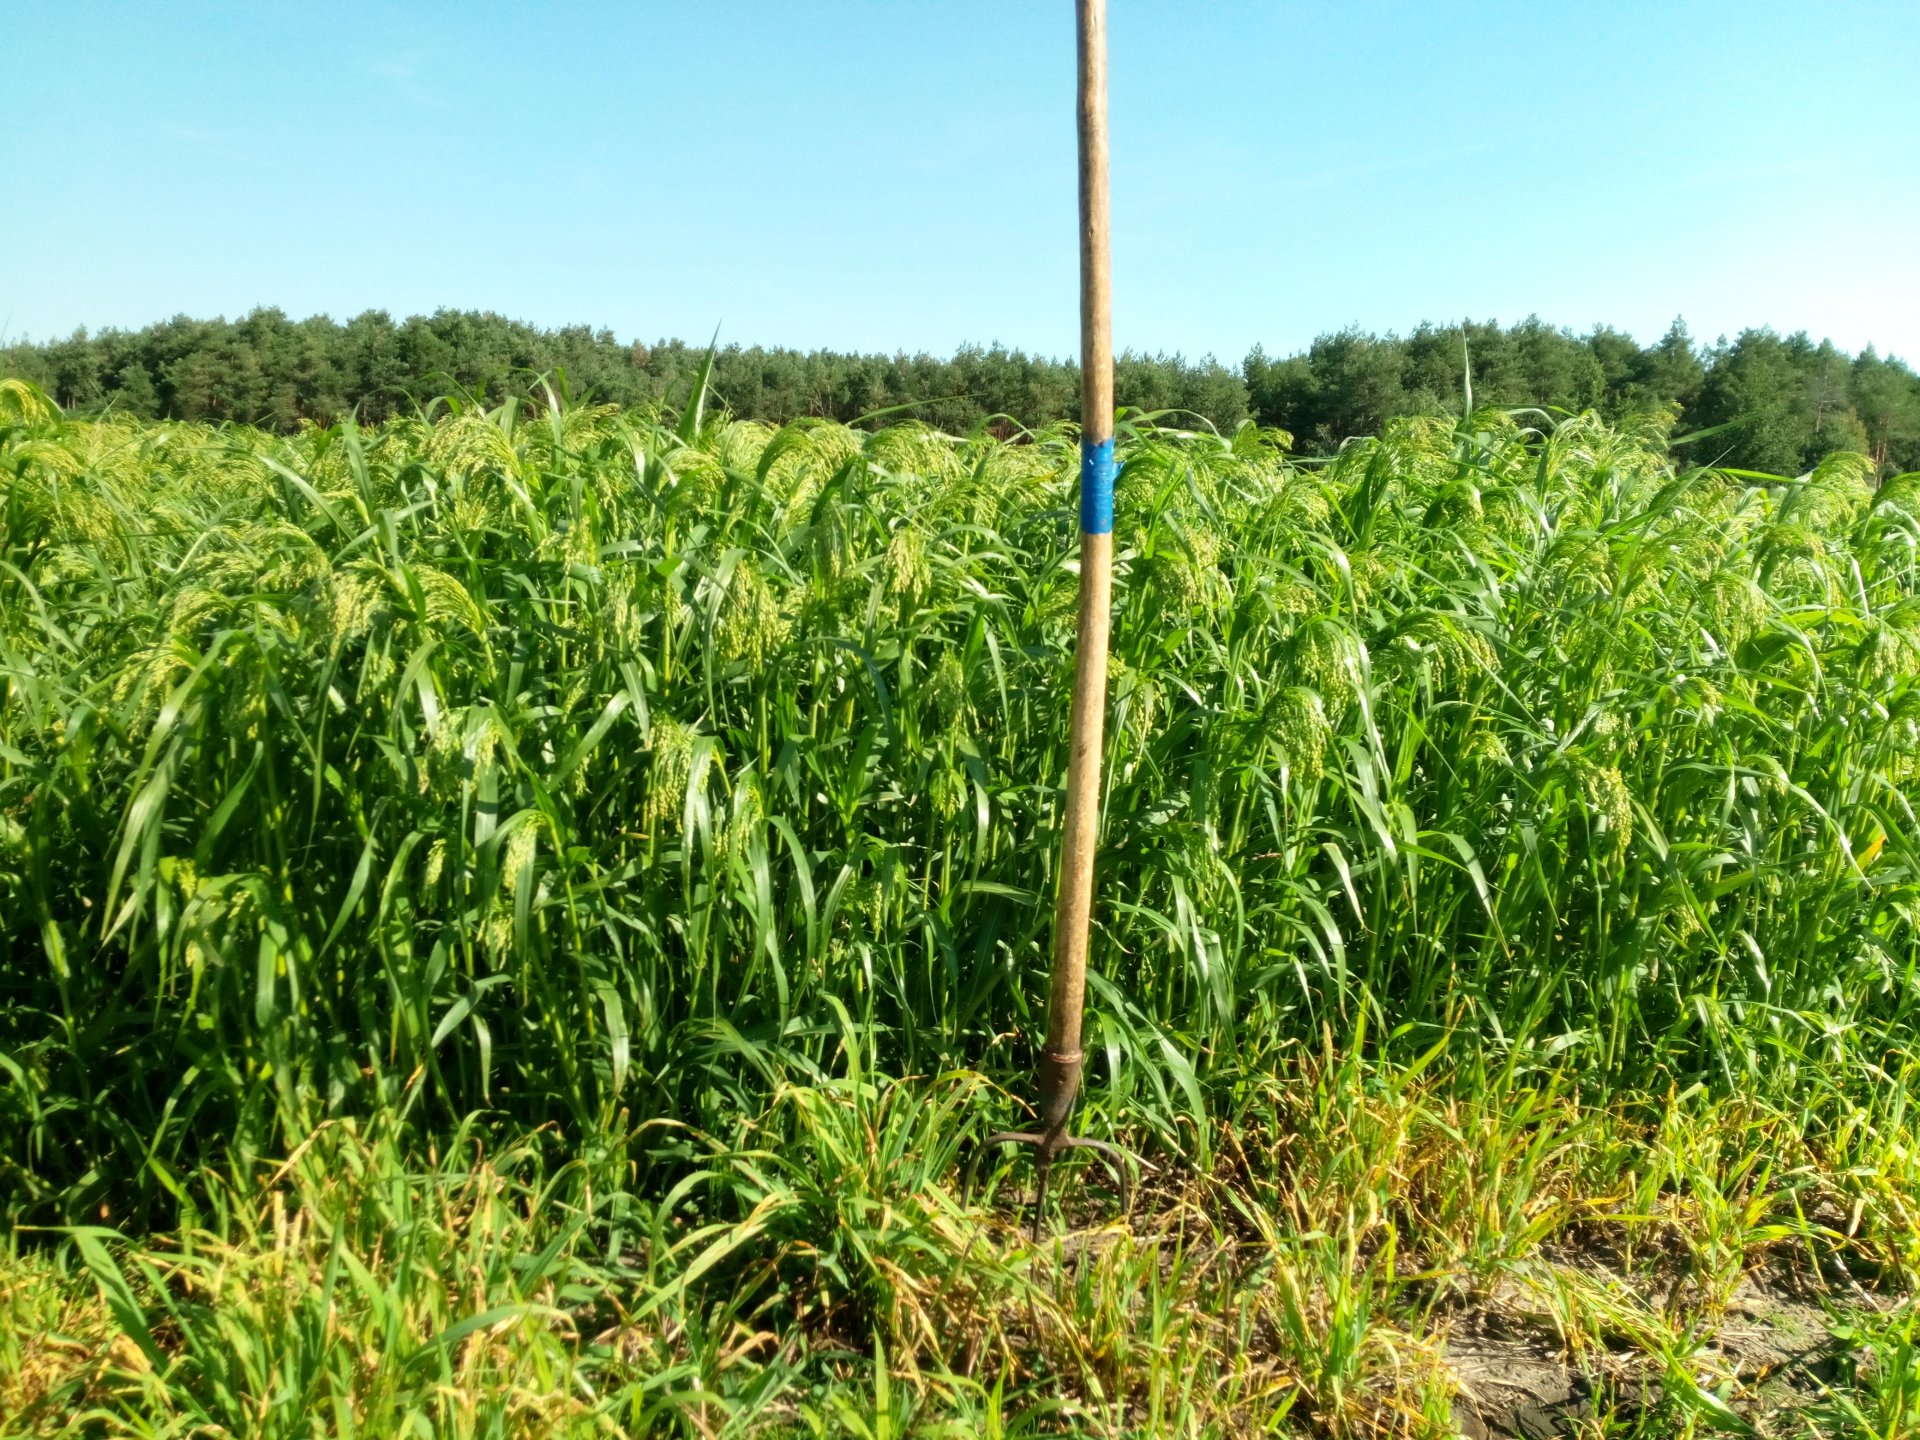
(6, 307), (1917, 474)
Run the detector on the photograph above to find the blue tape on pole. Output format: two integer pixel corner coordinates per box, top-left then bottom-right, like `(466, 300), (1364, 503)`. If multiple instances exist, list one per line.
(1080, 437), (1115, 535)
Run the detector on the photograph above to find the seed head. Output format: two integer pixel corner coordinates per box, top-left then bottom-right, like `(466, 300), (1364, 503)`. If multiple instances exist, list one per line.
(1272, 686), (1331, 783)
(1291, 618), (1362, 717)
(502, 821), (539, 895)
(929, 766), (965, 821)
(1577, 760), (1633, 861)
(716, 561), (790, 669)
(327, 570), (386, 653)
(885, 526), (930, 603)
(926, 653), (968, 730)
(1461, 726), (1510, 765)
(645, 718), (696, 833)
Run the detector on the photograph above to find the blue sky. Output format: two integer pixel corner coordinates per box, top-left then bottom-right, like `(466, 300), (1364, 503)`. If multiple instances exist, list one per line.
(5, 1), (1917, 362)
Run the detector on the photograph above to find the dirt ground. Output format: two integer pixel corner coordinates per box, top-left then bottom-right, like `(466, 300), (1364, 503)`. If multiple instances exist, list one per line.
(1439, 1257), (1886, 1437)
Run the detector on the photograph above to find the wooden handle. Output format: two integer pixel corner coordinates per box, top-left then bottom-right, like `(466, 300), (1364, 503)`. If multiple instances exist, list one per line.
(1042, 0), (1112, 1082)
(1076, 0), (1113, 452)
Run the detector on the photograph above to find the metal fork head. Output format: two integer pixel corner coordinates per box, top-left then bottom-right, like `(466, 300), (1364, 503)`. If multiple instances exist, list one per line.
(976, 1127), (1145, 1239)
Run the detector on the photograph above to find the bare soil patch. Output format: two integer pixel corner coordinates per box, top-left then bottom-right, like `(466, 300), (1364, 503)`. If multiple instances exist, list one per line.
(1440, 1258), (1891, 1437)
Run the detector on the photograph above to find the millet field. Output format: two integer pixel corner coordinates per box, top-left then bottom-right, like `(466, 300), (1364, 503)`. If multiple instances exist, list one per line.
(2, 373), (1919, 1436)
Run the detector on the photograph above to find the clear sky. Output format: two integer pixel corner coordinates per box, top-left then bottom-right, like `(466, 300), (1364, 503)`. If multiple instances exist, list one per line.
(5, 1), (1917, 362)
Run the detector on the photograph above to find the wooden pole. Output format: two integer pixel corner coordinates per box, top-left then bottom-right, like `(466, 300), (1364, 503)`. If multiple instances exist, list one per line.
(979, 0), (1134, 1236)
(1032, 0), (1114, 1175)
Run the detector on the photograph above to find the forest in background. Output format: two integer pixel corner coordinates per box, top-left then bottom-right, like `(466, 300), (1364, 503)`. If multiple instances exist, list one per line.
(5, 307), (1918, 476)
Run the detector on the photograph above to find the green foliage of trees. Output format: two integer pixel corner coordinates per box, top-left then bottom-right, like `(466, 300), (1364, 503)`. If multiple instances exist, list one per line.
(0, 309), (1240, 439)
(6, 307), (1918, 474)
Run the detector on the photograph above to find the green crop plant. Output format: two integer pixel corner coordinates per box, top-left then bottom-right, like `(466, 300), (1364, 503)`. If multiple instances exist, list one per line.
(2, 373), (1919, 1433)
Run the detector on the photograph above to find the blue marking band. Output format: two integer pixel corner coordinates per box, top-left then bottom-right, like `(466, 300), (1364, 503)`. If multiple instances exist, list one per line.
(1080, 437), (1115, 535)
